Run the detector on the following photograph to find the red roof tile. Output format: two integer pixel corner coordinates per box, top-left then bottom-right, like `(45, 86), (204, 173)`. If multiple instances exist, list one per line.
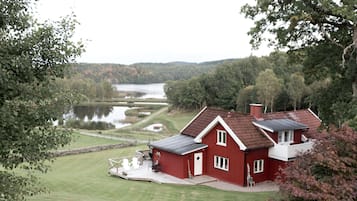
(223, 115), (273, 149)
(182, 107), (273, 149)
(181, 107), (228, 137)
(181, 107), (321, 150)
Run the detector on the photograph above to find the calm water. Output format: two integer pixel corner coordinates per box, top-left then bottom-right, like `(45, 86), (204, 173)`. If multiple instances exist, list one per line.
(114, 83), (165, 99)
(67, 105), (130, 128)
(67, 83), (165, 128)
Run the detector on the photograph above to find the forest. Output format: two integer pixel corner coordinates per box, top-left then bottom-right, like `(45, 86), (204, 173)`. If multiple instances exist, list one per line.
(165, 51), (356, 128)
(165, 52), (302, 110)
(70, 60), (227, 84)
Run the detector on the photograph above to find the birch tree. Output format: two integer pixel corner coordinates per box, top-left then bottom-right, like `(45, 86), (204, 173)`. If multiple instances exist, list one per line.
(255, 69), (283, 112)
(241, 0), (357, 125)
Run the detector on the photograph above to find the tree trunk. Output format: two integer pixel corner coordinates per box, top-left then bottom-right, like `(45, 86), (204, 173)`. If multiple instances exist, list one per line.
(353, 24), (357, 100)
(353, 81), (357, 100)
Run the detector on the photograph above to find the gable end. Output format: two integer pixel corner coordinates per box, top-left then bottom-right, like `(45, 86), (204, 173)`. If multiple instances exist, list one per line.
(194, 116), (247, 151)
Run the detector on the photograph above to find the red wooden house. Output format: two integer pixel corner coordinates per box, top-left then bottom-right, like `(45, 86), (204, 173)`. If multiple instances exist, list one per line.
(149, 104), (321, 186)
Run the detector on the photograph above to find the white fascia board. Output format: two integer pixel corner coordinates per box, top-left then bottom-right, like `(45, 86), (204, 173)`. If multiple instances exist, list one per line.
(252, 121), (274, 133)
(193, 115), (219, 143)
(180, 106), (207, 134)
(258, 127), (276, 145)
(194, 115), (247, 151)
(308, 108), (322, 122)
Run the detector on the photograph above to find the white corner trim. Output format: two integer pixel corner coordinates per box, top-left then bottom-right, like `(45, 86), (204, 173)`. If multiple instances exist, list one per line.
(257, 127), (276, 145)
(252, 121), (274, 133)
(307, 108), (322, 122)
(194, 116), (247, 151)
(180, 106), (208, 134)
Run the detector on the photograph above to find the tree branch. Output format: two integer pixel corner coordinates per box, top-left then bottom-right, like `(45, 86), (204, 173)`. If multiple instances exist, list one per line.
(342, 41), (356, 68)
(320, 27), (344, 49)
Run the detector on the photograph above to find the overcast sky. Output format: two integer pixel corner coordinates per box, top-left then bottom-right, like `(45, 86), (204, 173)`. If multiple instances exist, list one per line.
(36, 0), (272, 64)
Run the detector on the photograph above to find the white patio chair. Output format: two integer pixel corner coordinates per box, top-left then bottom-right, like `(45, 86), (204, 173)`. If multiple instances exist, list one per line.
(132, 157), (140, 169)
(122, 158), (130, 170)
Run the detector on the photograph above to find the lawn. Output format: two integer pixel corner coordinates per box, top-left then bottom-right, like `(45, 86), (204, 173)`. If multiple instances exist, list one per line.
(28, 146), (276, 201)
(105, 107), (198, 139)
(60, 132), (122, 150)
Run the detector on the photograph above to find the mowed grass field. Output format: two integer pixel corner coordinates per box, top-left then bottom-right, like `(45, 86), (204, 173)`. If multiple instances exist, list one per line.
(60, 132), (123, 150)
(26, 108), (276, 200)
(28, 145), (276, 201)
(104, 107), (199, 141)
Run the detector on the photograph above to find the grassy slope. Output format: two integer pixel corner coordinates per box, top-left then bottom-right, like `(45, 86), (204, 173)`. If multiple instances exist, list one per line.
(28, 146), (275, 201)
(60, 132), (121, 150)
(104, 107), (198, 141)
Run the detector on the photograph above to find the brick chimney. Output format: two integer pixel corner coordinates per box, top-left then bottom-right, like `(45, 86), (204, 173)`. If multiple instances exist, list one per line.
(250, 103), (263, 119)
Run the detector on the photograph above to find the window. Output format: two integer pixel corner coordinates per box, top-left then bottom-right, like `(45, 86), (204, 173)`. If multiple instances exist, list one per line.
(214, 155), (229, 171)
(278, 130), (294, 144)
(216, 130), (227, 146)
(254, 159), (264, 173)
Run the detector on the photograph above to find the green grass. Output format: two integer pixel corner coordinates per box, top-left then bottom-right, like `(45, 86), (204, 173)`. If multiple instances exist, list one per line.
(105, 107), (198, 140)
(28, 146), (276, 201)
(60, 132), (121, 150)
(67, 107), (198, 144)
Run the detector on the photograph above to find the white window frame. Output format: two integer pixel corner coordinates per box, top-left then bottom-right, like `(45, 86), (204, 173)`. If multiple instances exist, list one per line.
(216, 130), (227, 146)
(278, 130), (294, 144)
(254, 159), (264, 173)
(214, 155), (229, 171)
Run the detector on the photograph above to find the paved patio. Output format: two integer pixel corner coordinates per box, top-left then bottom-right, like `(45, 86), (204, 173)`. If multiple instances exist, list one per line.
(108, 160), (279, 192)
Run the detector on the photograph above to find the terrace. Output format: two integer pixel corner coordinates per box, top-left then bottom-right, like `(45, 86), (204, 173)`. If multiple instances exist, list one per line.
(108, 152), (279, 192)
(268, 140), (314, 161)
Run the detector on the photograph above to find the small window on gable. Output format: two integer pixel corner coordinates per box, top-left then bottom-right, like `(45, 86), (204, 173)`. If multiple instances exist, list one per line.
(254, 159), (264, 173)
(278, 130), (294, 144)
(216, 130), (226, 146)
(214, 155), (229, 171)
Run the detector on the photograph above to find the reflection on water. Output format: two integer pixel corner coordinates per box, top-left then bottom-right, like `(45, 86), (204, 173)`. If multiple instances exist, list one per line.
(114, 83), (165, 99)
(64, 83), (165, 129)
(68, 105), (130, 128)
(73, 105), (113, 120)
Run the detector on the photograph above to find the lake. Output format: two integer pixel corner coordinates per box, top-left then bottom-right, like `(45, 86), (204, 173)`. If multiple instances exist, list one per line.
(114, 83), (166, 99)
(66, 105), (130, 128)
(67, 83), (165, 128)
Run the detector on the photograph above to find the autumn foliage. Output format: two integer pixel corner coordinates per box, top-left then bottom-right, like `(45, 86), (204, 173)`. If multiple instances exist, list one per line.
(278, 126), (357, 201)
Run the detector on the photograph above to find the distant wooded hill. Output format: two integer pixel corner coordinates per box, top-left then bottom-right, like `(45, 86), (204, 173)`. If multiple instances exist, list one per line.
(70, 59), (237, 84)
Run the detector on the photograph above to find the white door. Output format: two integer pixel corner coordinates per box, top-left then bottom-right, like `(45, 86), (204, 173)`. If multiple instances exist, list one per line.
(194, 152), (203, 176)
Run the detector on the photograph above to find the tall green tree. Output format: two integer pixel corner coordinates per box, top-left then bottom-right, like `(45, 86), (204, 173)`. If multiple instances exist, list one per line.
(255, 69), (283, 113)
(0, 0), (83, 200)
(241, 0), (357, 125)
(236, 85), (257, 113)
(287, 73), (307, 110)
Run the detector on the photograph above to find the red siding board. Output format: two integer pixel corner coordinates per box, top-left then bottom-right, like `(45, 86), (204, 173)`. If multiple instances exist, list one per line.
(202, 124), (245, 186)
(293, 130), (302, 144)
(152, 149), (187, 179)
(268, 158), (288, 181)
(245, 149), (270, 183)
(152, 148), (207, 179)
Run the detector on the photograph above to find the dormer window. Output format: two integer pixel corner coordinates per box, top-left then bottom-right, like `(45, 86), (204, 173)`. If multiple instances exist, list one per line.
(216, 130), (226, 146)
(278, 130), (294, 144)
